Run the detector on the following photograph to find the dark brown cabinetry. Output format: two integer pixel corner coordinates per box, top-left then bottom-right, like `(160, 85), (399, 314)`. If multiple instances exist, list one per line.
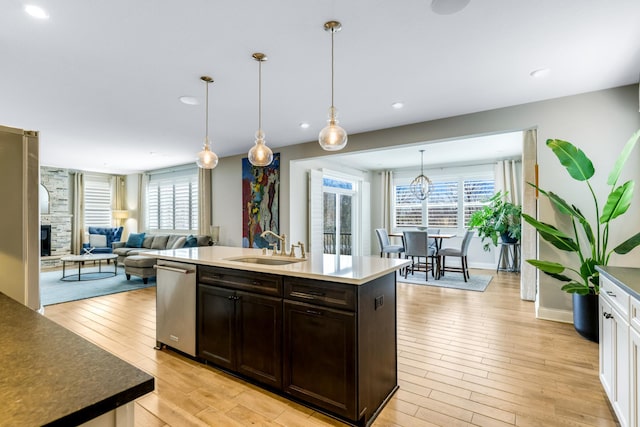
(198, 266), (283, 389)
(197, 264), (397, 426)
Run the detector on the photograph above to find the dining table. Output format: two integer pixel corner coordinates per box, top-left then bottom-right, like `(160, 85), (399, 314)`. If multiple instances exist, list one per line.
(389, 231), (456, 252)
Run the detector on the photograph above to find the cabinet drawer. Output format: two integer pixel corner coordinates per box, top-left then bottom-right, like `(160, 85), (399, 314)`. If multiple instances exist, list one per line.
(199, 265), (282, 297)
(284, 277), (356, 311)
(601, 275), (629, 319)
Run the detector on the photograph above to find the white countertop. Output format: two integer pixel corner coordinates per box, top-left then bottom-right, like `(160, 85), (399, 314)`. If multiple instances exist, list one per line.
(149, 246), (410, 285)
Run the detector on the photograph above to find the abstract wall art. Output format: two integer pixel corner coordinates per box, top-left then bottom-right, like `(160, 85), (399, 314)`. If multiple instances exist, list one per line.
(242, 153), (280, 248)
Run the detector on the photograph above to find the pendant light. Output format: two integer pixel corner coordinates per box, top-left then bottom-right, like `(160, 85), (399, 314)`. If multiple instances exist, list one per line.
(318, 20), (348, 151)
(248, 53), (274, 166)
(410, 150), (432, 200)
(196, 76), (219, 169)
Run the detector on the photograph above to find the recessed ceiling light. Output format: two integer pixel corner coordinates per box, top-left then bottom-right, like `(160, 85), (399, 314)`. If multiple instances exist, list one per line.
(530, 68), (550, 78)
(299, 122), (310, 129)
(431, 0), (470, 15)
(179, 96), (199, 105)
(391, 102), (404, 109)
(24, 5), (49, 19)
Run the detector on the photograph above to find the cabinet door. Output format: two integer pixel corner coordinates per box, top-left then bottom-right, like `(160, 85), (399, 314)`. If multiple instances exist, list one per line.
(198, 284), (235, 370)
(601, 295), (630, 427)
(631, 327), (640, 427)
(236, 291), (283, 389)
(283, 300), (357, 420)
(600, 296), (615, 397)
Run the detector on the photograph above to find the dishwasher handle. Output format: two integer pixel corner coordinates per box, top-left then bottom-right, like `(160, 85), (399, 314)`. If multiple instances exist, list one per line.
(154, 265), (195, 274)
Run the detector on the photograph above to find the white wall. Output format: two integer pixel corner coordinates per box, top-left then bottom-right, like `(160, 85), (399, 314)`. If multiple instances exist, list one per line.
(207, 84), (640, 320)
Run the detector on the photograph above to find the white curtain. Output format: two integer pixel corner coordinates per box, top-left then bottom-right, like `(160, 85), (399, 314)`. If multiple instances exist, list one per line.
(381, 170), (393, 230)
(495, 160), (521, 204)
(198, 167), (212, 236)
(71, 172), (84, 254)
(138, 173), (149, 233)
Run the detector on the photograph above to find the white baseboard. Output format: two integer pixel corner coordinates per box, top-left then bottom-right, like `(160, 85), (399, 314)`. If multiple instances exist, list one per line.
(536, 306), (573, 324)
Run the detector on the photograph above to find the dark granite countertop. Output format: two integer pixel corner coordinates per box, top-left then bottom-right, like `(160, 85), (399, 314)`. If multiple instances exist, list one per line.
(0, 293), (154, 426)
(596, 266), (640, 300)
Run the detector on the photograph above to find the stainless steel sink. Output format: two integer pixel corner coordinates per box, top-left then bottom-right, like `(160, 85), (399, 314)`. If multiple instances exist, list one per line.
(225, 256), (305, 266)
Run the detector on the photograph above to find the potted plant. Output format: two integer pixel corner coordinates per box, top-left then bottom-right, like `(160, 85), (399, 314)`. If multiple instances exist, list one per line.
(522, 129), (640, 342)
(468, 191), (522, 251)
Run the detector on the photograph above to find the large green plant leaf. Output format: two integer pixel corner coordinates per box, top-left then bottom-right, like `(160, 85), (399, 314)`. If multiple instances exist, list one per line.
(547, 139), (595, 182)
(571, 205), (595, 247)
(600, 181), (634, 223)
(614, 231), (640, 254)
(527, 259), (565, 273)
(607, 129), (640, 187)
(522, 214), (579, 251)
(561, 282), (592, 295)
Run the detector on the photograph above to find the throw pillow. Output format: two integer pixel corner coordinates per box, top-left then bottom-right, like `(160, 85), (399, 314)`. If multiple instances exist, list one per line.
(184, 235), (198, 248)
(151, 235), (169, 249)
(125, 232), (146, 248)
(171, 236), (187, 249)
(88, 234), (107, 248)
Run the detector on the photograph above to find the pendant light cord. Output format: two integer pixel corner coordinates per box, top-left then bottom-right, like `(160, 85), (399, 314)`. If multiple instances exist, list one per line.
(331, 28), (335, 109)
(205, 80), (209, 142)
(259, 59), (262, 131)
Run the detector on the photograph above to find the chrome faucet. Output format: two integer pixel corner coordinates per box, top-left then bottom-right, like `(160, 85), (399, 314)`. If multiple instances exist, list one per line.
(260, 230), (287, 256)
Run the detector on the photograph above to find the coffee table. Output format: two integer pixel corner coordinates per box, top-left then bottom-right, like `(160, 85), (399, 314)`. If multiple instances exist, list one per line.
(60, 254), (118, 281)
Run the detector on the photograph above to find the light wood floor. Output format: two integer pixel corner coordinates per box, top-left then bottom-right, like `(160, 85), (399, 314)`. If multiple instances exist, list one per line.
(43, 270), (617, 427)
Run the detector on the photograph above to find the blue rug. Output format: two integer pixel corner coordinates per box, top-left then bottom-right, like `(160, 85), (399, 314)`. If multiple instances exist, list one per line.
(40, 267), (155, 306)
(397, 270), (492, 292)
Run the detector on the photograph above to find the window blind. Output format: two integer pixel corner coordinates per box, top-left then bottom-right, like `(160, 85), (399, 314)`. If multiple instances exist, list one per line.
(84, 175), (112, 228)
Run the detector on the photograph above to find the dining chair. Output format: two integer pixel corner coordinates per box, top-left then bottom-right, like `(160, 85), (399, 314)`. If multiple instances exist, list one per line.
(402, 231), (436, 279)
(375, 228), (404, 258)
(437, 230), (474, 282)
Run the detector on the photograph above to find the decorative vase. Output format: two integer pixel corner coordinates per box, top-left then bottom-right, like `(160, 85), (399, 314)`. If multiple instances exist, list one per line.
(572, 292), (599, 343)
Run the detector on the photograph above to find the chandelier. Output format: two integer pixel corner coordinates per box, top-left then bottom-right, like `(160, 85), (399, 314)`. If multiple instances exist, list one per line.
(410, 150), (432, 200)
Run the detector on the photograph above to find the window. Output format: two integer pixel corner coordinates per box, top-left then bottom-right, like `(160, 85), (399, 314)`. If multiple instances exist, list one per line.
(393, 166), (495, 231)
(84, 175), (112, 228)
(147, 168), (198, 233)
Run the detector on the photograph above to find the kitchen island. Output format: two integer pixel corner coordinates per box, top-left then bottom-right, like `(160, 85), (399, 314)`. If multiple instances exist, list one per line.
(0, 292), (154, 426)
(152, 245), (409, 427)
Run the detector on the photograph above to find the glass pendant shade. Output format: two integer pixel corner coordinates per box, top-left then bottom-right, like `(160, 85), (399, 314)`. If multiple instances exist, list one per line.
(248, 130), (273, 166)
(196, 137), (218, 169)
(318, 106), (347, 151)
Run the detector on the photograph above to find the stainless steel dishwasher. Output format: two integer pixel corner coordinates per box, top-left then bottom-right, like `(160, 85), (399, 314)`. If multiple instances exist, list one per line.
(155, 260), (197, 357)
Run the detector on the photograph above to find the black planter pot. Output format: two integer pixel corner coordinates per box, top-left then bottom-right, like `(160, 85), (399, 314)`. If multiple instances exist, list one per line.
(500, 232), (518, 244)
(573, 292), (599, 343)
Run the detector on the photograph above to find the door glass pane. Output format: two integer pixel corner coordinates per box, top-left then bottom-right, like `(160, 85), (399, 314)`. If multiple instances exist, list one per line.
(340, 194), (352, 255)
(323, 193), (336, 254)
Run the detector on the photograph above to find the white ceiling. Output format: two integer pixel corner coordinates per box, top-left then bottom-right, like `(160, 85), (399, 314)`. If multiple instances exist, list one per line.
(2, 0), (639, 174)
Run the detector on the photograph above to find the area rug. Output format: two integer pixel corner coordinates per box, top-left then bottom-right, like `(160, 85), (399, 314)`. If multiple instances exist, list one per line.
(397, 270), (492, 292)
(40, 267), (156, 306)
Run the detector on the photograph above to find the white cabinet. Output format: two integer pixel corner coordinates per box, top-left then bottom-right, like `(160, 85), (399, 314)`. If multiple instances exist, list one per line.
(600, 275), (631, 427)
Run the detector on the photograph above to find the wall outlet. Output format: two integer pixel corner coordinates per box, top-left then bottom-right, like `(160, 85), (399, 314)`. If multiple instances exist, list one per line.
(375, 295), (384, 310)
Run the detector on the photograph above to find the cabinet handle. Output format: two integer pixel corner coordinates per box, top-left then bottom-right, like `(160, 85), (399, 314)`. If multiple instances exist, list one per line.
(306, 309), (323, 316)
(252, 280), (262, 287)
(306, 290), (326, 296)
(603, 312), (613, 319)
(606, 290), (616, 297)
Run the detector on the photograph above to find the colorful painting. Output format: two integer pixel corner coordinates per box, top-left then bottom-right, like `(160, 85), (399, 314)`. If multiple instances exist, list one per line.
(242, 153), (280, 248)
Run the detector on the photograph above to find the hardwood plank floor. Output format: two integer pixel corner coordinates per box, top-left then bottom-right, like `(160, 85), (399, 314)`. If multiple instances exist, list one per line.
(43, 269), (617, 427)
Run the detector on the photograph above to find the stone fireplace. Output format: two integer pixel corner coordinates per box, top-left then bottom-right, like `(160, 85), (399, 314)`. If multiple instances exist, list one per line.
(41, 167), (72, 268)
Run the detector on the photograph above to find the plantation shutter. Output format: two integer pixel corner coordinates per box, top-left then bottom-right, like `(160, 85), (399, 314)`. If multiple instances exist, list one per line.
(147, 167), (199, 233)
(394, 184), (422, 226)
(427, 180), (458, 228)
(463, 178), (495, 226)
